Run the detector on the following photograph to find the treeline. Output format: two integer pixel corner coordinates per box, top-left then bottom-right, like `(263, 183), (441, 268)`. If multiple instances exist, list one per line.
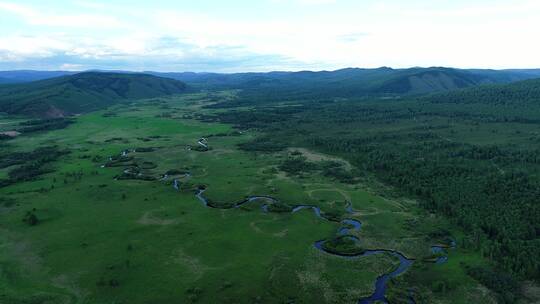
(18, 118), (74, 133)
(0, 146), (69, 187)
(424, 78), (540, 106)
(238, 136), (286, 152)
(358, 144), (540, 279)
(0, 118), (73, 142)
(466, 266), (520, 303)
(305, 126), (540, 281)
(210, 94), (540, 286)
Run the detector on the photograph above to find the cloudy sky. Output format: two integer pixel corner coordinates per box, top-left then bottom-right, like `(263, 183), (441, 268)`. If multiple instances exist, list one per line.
(1, 0), (540, 72)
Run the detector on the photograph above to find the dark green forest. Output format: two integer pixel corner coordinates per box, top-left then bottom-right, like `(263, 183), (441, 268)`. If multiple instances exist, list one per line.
(208, 79), (540, 288)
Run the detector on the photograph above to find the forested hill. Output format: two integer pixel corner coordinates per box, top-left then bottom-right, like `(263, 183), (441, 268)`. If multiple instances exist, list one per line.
(372, 68), (487, 94)
(156, 67), (540, 92)
(2, 67), (540, 101)
(192, 67), (540, 106)
(0, 77), (12, 84)
(424, 78), (540, 105)
(0, 72), (187, 117)
(0, 70), (76, 84)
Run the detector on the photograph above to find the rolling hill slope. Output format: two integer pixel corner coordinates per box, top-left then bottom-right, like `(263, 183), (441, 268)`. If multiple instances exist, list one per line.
(0, 72), (187, 117)
(156, 67), (540, 106)
(2, 67), (539, 98)
(0, 70), (76, 83)
(153, 67), (540, 95)
(424, 77), (540, 105)
(372, 67), (486, 94)
(1, 68), (539, 110)
(0, 77), (13, 84)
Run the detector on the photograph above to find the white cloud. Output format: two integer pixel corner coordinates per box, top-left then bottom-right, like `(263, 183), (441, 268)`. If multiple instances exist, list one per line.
(269, 0), (336, 4)
(74, 1), (108, 10)
(0, 0), (539, 71)
(0, 1), (126, 28)
(0, 35), (71, 58)
(297, 0), (336, 4)
(59, 63), (84, 70)
(151, 10), (367, 65)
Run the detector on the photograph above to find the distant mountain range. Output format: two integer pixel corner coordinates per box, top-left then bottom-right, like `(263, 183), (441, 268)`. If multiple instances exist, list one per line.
(0, 72), (186, 117)
(0, 70), (78, 84)
(155, 67), (540, 104)
(154, 67), (540, 97)
(1, 67), (539, 117)
(3, 67), (540, 92)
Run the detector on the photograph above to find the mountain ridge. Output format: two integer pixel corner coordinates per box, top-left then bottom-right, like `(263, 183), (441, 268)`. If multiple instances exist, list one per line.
(148, 67), (540, 98)
(2, 67), (540, 116)
(0, 72), (187, 117)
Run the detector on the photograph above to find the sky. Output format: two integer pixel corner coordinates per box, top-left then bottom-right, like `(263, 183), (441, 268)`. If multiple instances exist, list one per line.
(1, 0), (540, 72)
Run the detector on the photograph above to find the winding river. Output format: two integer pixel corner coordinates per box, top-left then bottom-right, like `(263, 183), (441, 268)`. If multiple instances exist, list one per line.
(192, 186), (414, 303)
(104, 148), (452, 303)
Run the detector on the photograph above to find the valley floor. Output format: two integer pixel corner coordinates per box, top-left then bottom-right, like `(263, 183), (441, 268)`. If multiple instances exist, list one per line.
(0, 93), (501, 303)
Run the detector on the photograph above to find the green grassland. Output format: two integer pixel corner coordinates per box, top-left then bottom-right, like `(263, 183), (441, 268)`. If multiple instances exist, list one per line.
(1, 93), (498, 303)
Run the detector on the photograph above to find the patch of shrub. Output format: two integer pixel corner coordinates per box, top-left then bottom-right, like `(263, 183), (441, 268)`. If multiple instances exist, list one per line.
(104, 137), (124, 142)
(278, 157), (318, 175)
(139, 161), (157, 169)
(18, 118), (74, 134)
(0, 146), (69, 188)
(134, 147), (156, 152)
(466, 266), (520, 303)
(266, 201), (293, 213)
(323, 167), (354, 183)
(0, 146), (69, 169)
(0, 197), (17, 208)
(321, 236), (365, 256)
(0, 134), (13, 141)
(104, 156), (134, 167)
(238, 137), (286, 152)
(165, 169), (189, 175)
(23, 211), (39, 226)
(321, 209), (346, 222)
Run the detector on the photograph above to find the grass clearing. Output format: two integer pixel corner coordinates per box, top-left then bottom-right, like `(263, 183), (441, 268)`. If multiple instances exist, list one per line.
(0, 92), (498, 303)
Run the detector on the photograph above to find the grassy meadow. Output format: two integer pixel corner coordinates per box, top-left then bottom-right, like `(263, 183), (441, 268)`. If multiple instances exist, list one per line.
(1, 93), (497, 303)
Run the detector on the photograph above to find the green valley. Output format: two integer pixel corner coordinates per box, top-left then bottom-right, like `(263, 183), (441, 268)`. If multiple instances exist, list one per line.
(2, 1), (540, 303)
(0, 71), (539, 304)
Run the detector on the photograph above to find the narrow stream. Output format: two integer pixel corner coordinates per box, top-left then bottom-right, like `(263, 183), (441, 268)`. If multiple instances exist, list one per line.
(193, 187), (414, 303)
(102, 148), (450, 303)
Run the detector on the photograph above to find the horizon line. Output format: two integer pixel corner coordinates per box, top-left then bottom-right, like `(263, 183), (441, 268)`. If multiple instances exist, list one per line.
(2, 66), (540, 74)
